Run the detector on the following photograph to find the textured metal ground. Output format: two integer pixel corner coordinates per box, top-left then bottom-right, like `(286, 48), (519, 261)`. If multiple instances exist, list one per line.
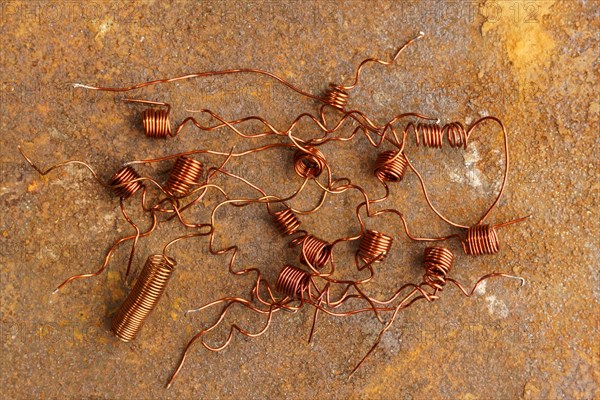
(0, 1), (598, 399)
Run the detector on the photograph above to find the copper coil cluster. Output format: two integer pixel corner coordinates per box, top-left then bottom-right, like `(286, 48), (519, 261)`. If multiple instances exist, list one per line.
(293, 147), (326, 178)
(357, 229), (393, 264)
(111, 254), (176, 342)
(141, 108), (172, 138)
(108, 166), (144, 199)
(275, 265), (310, 299)
(411, 122), (468, 149)
(373, 150), (407, 182)
(295, 235), (332, 269)
(166, 156), (204, 196)
(272, 208), (301, 236)
(462, 224), (500, 255)
(322, 83), (349, 110)
(422, 246), (454, 291)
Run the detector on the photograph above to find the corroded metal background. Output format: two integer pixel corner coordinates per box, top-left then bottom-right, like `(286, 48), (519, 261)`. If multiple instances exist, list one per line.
(1, 1), (598, 399)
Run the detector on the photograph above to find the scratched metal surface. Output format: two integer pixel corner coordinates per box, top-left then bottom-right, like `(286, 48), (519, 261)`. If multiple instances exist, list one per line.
(0, 1), (598, 399)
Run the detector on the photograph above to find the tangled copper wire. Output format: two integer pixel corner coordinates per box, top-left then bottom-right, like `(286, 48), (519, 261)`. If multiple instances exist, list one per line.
(357, 229), (393, 265)
(108, 166), (144, 199)
(20, 31), (530, 390)
(293, 147), (326, 178)
(166, 156), (204, 196)
(373, 150), (408, 182)
(462, 224), (500, 255)
(271, 207), (302, 236)
(111, 254), (176, 342)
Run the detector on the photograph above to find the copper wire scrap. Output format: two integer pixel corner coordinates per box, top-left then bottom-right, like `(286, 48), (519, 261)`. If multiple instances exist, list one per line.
(421, 246), (454, 292)
(111, 254), (176, 342)
(409, 121), (468, 149)
(292, 234), (332, 270)
(271, 207), (302, 236)
(275, 265), (311, 299)
(166, 156), (204, 196)
(357, 229), (393, 265)
(108, 166), (145, 199)
(293, 147), (326, 178)
(322, 83), (349, 111)
(462, 224), (499, 255)
(373, 150), (407, 182)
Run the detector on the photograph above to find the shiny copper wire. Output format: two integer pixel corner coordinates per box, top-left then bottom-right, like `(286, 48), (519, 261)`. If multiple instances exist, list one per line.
(422, 246), (455, 291)
(322, 83), (349, 111)
(142, 108), (172, 138)
(111, 254), (176, 342)
(292, 234), (332, 270)
(408, 121), (468, 149)
(293, 147), (326, 178)
(275, 265), (310, 299)
(108, 166), (144, 199)
(462, 224), (499, 255)
(166, 156), (204, 196)
(272, 207), (301, 236)
(357, 229), (393, 264)
(373, 150), (407, 182)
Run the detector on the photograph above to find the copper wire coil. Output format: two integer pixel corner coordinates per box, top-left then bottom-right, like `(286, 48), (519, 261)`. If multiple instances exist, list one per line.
(111, 254), (176, 342)
(357, 229), (393, 264)
(422, 246), (455, 291)
(322, 83), (349, 110)
(297, 235), (332, 269)
(142, 108), (172, 138)
(412, 122), (468, 149)
(293, 147), (326, 178)
(272, 208), (301, 236)
(275, 265), (310, 299)
(373, 150), (407, 182)
(165, 156), (203, 196)
(462, 224), (499, 255)
(108, 166), (144, 199)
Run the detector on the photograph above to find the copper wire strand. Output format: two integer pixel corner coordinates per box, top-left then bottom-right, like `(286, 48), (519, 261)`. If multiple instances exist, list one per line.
(349, 246), (525, 376)
(111, 254), (176, 342)
(322, 32), (424, 110)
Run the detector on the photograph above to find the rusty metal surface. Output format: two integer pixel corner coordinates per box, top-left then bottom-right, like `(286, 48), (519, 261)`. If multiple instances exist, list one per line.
(1, 1), (598, 399)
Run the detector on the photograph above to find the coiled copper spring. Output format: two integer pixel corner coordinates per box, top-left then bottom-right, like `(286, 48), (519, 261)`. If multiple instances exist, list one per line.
(462, 224), (499, 255)
(165, 156), (204, 196)
(271, 208), (301, 236)
(357, 229), (393, 264)
(373, 150), (407, 182)
(322, 83), (349, 111)
(293, 147), (326, 178)
(409, 121), (468, 149)
(291, 234), (332, 269)
(142, 107), (172, 138)
(422, 246), (454, 291)
(108, 166), (144, 199)
(111, 254), (176, 342)
(275, 265), (310, 299)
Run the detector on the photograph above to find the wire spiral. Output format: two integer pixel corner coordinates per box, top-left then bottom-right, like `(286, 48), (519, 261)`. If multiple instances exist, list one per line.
(293, 147), (326, 178)
(373, 150), (407, 182)
(322, 83), (349, 111)
(462, 225), (499, 255)
(275, 265), (310, 299)
(422, 247), (454, 292)
(141, 108), (172, 138)
(111, 254), (176, 342)
(357, 229), (393, 264)
(166, 156), (204, 196)
(272, 208), (301, 236)
(291, 234), (332, 269)
(409, 122), (468, 149)
(108, 166), (144, 199)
